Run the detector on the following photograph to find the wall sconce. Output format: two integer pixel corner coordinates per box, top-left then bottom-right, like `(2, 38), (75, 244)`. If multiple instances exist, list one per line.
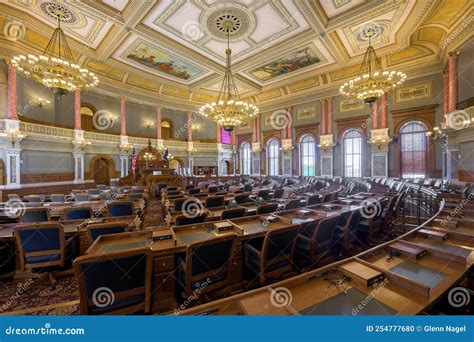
(76, 139), (91, 152)
(37, 98), (51, 107)
(145, 120), (154, 128)
(369, 137), (390, 150)
(426, 126), (447, 143)
(0, 130), (25, 147)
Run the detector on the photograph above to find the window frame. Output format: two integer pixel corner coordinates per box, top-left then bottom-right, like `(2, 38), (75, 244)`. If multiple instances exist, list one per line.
(239, 142), (251, 175)
(343, 128), (363, 178)
(299, 134), (317, 176)
(267, 139), (280, 176)
(399, 121), (428, 179)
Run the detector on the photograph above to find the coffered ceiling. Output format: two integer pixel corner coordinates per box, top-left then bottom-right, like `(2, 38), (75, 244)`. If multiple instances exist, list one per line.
(0, 0), (472, 111)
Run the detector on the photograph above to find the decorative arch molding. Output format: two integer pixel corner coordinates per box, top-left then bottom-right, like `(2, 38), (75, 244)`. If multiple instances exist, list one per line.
(335, 115), (369, 141)
(236, 133), (252, 149)
(295, 123), (319, 143)
(80, 102), (97, 114)
(263, 130), (281, 146)
(0, 69), (7, 85)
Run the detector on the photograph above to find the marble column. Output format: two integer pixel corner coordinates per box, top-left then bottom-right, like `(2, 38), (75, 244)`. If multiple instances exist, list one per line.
(448, 51), (459, 113)
(443, 72), (449, 119)
(73, 152), (85, 184)
(252, 116), (261, 176)
(7, 66), (17, 120)
(321, 98), (326, 135)
(120, 97), (126, 136)
(372, 99), (378, 129)
(74, 90), (81, 129)
(120, 155), (129, 177)
(156, 106), (162, 139)
(187, 112), (193, 142)
(327, 98), (333, 134)
(216, 125), (221, 144)
(380, 94), (388, 129)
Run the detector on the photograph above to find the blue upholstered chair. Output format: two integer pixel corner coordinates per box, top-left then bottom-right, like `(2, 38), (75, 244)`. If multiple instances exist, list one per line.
(25, 195), (43, 203)
(20, 208), (50, 223)
(74, 248), (153, 315)
(188, 188), (201, 195)
(128, 193), (143, 201)
(100, 192), (113, 201)
(177, 236), (235, 298)
(14, 223), (77, 288)
(108, 201), (134, 217)
(205, 196), (225, 208)
(295, 215), (339, 270)
(244, 225), (299, 285)
(87, 222), (128, 242)
(175, 213), (207, 226)
(88, 189), (100, 196)
(64, 207), (93, 221)
(50, 194), (66, 202)
(173, 198), (187, 212)
(75, 193), (90, 202)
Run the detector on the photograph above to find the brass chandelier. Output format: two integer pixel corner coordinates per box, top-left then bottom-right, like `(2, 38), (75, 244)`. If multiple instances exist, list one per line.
(11, 12), (99, 96)
(339, 35), (406, 105)
(199, 21), (258, 132)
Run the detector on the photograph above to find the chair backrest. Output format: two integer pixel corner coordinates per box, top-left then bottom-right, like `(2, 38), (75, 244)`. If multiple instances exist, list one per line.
(205, 196), (225, 208)
(64, 207), (93, 221)
(343, 210), (361, 231)
(322, 193), (334, 203)
(284, 199), (301, 210)
(20, 208), (50, 223)
(184, 236), (235, 294)
(175, 213), (208, 226)
(87, 222), (128, 241)
(100, 192), (114, 201)
(257, 190), (271, 201)
(128, 193), (143, 201)
(14, 223), (65, 269)
(50, 194), (66, 202)
(307, 195), (321, 206)
(88, 189), (100, 195)
(263, 226), (299, 261)
(244, 184), (252, 192)
(26, 195), (43, 203)
(256, 203), (278, 215)
(188, 188), (201, 195)
(208, 186), (218, 194)
(234, 193), (251, 204)
(74, 248), (153, 315)
(75, 193), (90, 202)
(312, 216), (339, 246)
(273, 189), (284, 199)
(174, 198), (187, 212)
(7, 194), (20, 200)
(108, 201), (134, 217)
(221, 207), (247, 220)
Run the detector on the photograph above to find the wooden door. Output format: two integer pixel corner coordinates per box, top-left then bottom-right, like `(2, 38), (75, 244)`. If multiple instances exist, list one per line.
(93, 158), (110, 185)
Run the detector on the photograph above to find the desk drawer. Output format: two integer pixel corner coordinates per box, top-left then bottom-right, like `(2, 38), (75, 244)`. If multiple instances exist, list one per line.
(154, 255), (175, 272)
(153, 272), (175, 302)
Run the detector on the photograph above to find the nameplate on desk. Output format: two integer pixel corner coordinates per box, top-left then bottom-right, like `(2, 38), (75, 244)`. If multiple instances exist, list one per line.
(339, 261), (385, 287)
(152, 231), (173, 242)
(213, 222), (234, 232)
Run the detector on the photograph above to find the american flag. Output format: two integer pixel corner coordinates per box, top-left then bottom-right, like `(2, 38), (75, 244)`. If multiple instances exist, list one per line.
(130, 146), (138, 174)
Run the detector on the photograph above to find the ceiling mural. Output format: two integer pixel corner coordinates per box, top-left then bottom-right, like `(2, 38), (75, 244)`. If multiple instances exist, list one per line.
(248, 46), (322, 82)
(0, 0), (470, 109)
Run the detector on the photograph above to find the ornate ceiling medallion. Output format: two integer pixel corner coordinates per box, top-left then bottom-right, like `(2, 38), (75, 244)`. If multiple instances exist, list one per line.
(356, 23), (384, 42)
(203, 4), (254, 41)
(40, 1), (77, 24)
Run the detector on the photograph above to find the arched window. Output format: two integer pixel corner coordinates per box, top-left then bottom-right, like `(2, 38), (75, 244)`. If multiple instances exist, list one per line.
(343, 129), (362, 177)
(299, 134), (316, 176)
(267, 139), (280, 176)
(400, 121), (427, 178)
(240, 142), (251, 175)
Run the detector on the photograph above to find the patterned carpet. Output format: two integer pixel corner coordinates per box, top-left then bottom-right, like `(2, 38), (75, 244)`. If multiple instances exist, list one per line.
(0, 276), (79, 315)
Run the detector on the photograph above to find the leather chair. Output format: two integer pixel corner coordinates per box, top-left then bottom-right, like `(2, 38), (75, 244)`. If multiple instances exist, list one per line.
(175, 213), (208, 226)
(14, 223), (78, 288)
(128, 193), (144, 201)
(244, 225), (299, 285)
(257, 190), (272, 201)
(177, 236), (235, 298)
(273, 189), (284, 199)
(0, 239), (16, 281)
(205, 196), (225, 208)
(307, 195), (321, 206)
(188, 188), (201, 195)
(244, 184), (252, 192)
(221, 207), (247, 220)
(63, 207), (93, 220)
(358, 199), (388, 246)
(322, 193), (334, 203)
(284, 199), (301, 210)
(256, 203), (278, 215)
(174, 198), (187, 212)
(74, 248), (153, 315)
(295, 215), (339, 270)
(87, 222), (128, 242)
(332, 211), (361, 256)
(208, 186), (218, 194)
(21, 208), (51, 223)
(88, 189), (100, 196)
(75, 193), (90, 202)
(234, 193), (252, 204)
(108, 201), (134, 217)
(25, 195), (43, 203)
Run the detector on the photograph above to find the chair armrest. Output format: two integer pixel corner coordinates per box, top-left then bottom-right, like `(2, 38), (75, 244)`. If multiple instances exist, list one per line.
(297, 234), (312, 243)
(244, 243), (261, 257)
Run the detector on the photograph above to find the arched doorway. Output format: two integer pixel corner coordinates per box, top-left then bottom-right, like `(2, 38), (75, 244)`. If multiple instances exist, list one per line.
(161, 119), (173, 139)
(89, 155), (115, 185)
